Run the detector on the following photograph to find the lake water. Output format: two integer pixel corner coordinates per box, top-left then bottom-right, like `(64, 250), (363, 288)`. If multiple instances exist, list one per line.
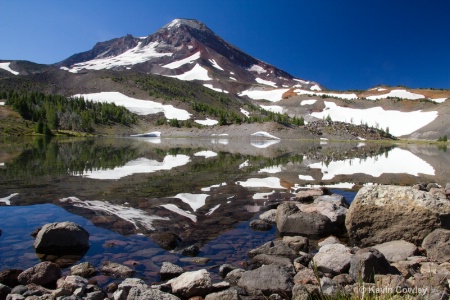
(0, 136), (448, 285)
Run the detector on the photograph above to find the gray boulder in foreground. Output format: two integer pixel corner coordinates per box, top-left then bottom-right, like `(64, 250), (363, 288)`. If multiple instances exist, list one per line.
(276, 202), (332, 236)
(313, 243), (353, 275)
(170, 269), (212, 298)
(33, 222), (90, 255)
(345, 185), (450, 247)
(372, 240), (418, 263)
(237, 265), (293, 297)
(17, 262), (61, 287)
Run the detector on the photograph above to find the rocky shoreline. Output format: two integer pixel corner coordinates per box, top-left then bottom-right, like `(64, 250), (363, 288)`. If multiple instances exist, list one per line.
(1, 184), (450, 300)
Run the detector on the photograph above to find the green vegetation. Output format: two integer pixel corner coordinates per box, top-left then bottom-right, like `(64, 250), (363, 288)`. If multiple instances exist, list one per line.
(437, 135), (448, 142)
(2, 90), (137, 134)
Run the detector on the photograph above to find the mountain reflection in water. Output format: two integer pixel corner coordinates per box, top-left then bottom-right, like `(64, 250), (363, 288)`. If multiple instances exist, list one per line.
(0, 136), (448, 282)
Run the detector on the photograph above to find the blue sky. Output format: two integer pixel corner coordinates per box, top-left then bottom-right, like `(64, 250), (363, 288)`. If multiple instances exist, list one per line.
(1, 0), (449, 90)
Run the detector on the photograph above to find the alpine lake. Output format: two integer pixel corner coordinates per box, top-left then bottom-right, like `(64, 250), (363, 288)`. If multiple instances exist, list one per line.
(0, 136), (448, 285)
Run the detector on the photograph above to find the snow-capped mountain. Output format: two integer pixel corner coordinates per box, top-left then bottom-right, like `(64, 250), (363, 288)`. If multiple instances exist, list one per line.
(57, 18), (321, 94)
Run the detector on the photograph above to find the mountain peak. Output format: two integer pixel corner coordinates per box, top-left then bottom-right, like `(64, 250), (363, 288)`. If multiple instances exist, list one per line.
(162, 18), (209, 31)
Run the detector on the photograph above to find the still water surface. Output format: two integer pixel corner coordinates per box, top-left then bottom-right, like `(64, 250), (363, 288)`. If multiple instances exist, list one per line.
(0, 136), (448, 284)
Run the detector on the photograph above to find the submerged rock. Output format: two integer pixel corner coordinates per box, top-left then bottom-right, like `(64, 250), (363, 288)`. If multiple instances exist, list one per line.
(150, 232), (182, 250)
(100, 261), (135, 278)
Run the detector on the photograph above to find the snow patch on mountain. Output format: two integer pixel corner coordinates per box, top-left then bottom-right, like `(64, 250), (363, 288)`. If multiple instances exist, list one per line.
(203, 84), (228, 93)
(66, 42), (172, 73)
(300, 99), (317, 106)
(366, 89), (425, 100)
(295, 89), (358, 100)
(240, 108), (250, 117)
(247, 64), (267, 74)
(0, 62), (19, 75)
(195, 118), (219, 126)
(74, 92), (191, 120)
(209, 59), (224, 71)
(310, 84), (321, 91)
(239, 88), (290, 102)
(167, 64), (212, 81)
(162, 52), (200, 69)
(311, 101), (438, 136)
(260, 105), (284, 114)
(255, 78), (278, 87)
(173, 193), (209, 212)
(159, 204), (197, 222)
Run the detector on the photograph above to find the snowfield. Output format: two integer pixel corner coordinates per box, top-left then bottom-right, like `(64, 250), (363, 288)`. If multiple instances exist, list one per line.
(239, 88), (290, 102)
(162, 52), (201, 69)
(259, 105), (284, 114)
(295, 89), (358, 100)
(209, 59), (224, 71)
(0, 102), (5, 106)
(240, 108), (250, 117)
(195, 118), (219, 126)
(308, 148), (434, 180)
(247, 64), (267, 74)
(194, 150), (218, 158)
(74, 92), (191, 120)
(77, 155), (190, 180)
(311, 101), (438, 136)
(203, 84), (229, 93)
(300, 99), (317, 106)
(366, 89), (425, 100)
(0, 62), (19, 75)
(255, 78), (278, 87)
(310, 84), (321, 91)
(0, 193), (19, 205)
(167, 64), (212, 81)
(65, 42), (172, 73)
(159, 204), (197, 222)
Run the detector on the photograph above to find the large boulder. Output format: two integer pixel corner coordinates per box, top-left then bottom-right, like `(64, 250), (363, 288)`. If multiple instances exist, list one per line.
(276, 202), (332, 236)
(237, 265), (293, 297)
(0, 269), (23, 288)
(345, 185), (450, 246)
(170, 269), (212, 298)
(33, 222), (90, 255)
(17, 262), (61, 287)
(422, 229), (450, 263)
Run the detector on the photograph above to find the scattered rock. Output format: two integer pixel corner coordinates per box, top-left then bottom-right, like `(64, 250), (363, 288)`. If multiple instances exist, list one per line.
(180, 244), (200, 257)
(170, 269), (211, 298)
(295, 188), (327, 202)
(224, 269), (245, 285)
(127, 286), (180, 300)
(33, 222), (90, 255)
(70, 262), (97, 278)
(159, 262), (184, 281)
(345, 185), (450, 246)
(318, 236), (340, 247)
(259, 209), (277, 223)
(293, 268), (319, 285)
(100, 261), (135, 278)
(372, 240), (418, 263)
(249, 219), (272, 231)
(237, 265), (293, 297)
(282, 236), (309, 252)
(276, 202), (332, 236)
(422, 229), (450, 263)
(218, 264), (238, 278)
(204, 288), (239, 300)
(56, 275), (88, 294)
(313, 243), (353, 275)
(251, 254), (293, 269)
(248, 240), (298, 260)
(17, 262), (61, 288)
(0, 269), (23, 288)
(292, 284), (320, 300)
(349, 248), (392, 283)
(150, 232), (182, 250)
(0, 283), (11, 300)
(179, 257), (210, 264)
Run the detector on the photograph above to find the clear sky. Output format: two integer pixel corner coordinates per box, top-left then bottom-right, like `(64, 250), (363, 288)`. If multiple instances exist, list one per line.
(1, 0), (449, 90)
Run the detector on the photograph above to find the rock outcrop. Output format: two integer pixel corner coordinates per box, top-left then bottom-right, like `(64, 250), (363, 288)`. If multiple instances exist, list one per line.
(345, 185), (450, 246)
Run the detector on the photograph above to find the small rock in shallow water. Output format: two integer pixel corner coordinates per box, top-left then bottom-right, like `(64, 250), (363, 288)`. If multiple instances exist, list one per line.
(249, 219), (272, 231)
(100, 261), (135, 278)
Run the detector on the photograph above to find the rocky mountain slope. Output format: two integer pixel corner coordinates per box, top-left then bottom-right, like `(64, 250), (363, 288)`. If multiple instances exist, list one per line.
(0, 19), (449, 140)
